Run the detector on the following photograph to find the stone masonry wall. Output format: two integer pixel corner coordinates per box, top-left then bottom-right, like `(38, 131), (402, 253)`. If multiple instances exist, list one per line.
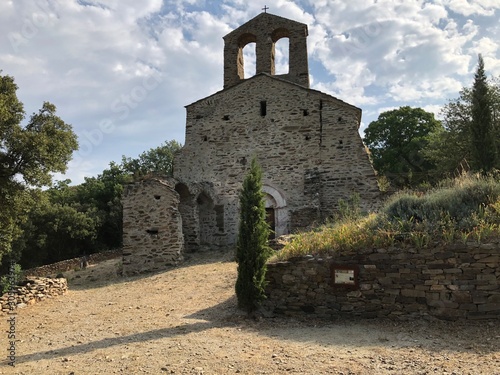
(122, 178), (184, 275)
(0, 277), (67, 314)
(175, 74), (380, 247)
(23, 249), (122, 277)
(172, 12), (379, 253)
(264, 240), (500, 320)
(223, 13), (309, 89)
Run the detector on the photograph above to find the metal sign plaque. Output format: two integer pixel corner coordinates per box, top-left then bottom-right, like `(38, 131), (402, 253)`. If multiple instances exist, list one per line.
(330, 264), (359, 289)
(334, 269), (355, 285)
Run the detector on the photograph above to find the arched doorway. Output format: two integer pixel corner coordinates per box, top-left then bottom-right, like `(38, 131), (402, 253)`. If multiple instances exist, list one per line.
(262, 185), (288, 237)
(175, 183), (198, 252)
(197, 191), (216, 249)
(264, 194), (277, 239)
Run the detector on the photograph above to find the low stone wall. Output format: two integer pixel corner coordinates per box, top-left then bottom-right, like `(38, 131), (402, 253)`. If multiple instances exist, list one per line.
(0, 277), (67, 314)
(263, 241), (500, 320)
(23, 249), (122, 277)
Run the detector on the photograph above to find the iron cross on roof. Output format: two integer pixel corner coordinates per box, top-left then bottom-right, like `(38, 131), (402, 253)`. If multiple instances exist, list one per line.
(262, 5), (269, 13)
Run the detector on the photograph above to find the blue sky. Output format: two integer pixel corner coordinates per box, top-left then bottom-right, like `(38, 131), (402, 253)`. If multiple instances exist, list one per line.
(1, 0), (499, 185)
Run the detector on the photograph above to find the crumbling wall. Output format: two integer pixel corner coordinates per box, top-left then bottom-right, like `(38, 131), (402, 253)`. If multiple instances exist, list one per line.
(122, 178), (184, 275)
(0, 277), (67, 314)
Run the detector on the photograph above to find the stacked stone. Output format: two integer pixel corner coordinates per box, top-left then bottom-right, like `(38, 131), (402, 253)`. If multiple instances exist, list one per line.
(264, 240), (500, 321)
(0, 277), (67, 313)
(23, 249), (122, 277)
(122, 177), (184, 275)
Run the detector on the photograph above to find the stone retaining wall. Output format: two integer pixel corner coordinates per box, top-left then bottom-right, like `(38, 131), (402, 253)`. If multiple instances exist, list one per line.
(263, 241), (500, 320)
(23, 249), (122, 277)
(0, 277), (67, 314)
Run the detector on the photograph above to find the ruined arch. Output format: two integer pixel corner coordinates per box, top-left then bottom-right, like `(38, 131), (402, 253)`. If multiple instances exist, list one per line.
(262, 184), (289, 237)
(197, 191), (217, 249)
(175, 183), (198, 252)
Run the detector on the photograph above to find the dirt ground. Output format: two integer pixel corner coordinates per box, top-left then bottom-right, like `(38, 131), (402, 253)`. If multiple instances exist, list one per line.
(2, 251), (499, 375)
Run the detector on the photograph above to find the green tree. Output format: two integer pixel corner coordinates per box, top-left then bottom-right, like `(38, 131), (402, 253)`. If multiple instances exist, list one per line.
(471, 54), (497, 172)
(12, 162), (130, 269)
(11, 139), (181, 269)
(121, 140), (182, 178)
(15, 196), (97, 268)
(424, 88), (473, 176)
(74, 162), (131, 250)
(0, 72), (78, 261)
(363, 106), (441, 187)
(425, 62), (500, 176)
(235, 158), (271, 313)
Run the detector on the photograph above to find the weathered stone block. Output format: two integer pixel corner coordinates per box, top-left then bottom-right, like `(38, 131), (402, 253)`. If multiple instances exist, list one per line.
(477, 303), (500, 312)
(401, 289), (426, 298)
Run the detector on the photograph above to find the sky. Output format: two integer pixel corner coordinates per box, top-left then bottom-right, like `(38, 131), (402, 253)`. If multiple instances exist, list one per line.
(1, 0), (499, 185)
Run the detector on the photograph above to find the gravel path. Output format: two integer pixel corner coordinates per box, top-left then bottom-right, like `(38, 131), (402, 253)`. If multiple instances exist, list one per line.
(2, 251), (499, 374)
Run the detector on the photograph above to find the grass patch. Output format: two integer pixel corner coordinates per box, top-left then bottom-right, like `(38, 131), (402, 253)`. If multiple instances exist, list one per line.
(273, 175), (500, 262)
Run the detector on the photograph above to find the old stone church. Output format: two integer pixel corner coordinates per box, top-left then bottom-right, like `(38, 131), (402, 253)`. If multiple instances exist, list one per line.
(122, 12), (379, 275)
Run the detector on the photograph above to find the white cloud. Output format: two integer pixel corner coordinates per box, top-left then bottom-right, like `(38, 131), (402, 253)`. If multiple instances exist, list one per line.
(421, 104), (444, 120)
(0, 0), (498, 184)
(306, 1), (486, 107)
(438, 0), (500, 16)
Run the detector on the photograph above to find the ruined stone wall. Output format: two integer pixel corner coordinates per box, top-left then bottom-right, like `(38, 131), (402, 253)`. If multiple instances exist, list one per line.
(318, 101), (381, 217)
(0, 277), (67, 314)
(122, 178), (184, 275)
(174, 74), (379, 247)
(23, 249), (122, 277)
(263, 241), (500, 320)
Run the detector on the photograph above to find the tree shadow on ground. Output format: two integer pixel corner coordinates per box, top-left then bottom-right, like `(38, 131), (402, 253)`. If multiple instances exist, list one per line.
(185, 295), (500, 356)
(14, 296), (243, 365)
(14, 294), (500, 365)
(13, 321), (215, 365)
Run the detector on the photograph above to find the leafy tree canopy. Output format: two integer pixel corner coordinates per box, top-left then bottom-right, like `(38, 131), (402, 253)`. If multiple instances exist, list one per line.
(0, 72), (78, 261)
(363, 106), (441, 188)
(120, 140), (182, 178)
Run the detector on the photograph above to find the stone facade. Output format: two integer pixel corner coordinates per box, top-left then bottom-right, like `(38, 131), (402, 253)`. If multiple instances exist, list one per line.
(173, 12), (380, 252)
(263, 241), (500, 320)
(122, 178), (184, 275)
(123, 12), (379, 267)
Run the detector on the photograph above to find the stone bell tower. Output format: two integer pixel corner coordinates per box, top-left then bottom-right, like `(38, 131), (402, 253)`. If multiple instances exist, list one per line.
(222, 12), (310, 89)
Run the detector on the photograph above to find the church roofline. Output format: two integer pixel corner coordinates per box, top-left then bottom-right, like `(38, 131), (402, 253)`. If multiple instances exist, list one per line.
(185, 72), (361, 113)
(222, 12), (308, 41)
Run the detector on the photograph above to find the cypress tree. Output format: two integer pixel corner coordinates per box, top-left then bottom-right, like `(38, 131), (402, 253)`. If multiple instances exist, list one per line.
(235, 157), (271, 313)
(471, 54), (496, 172)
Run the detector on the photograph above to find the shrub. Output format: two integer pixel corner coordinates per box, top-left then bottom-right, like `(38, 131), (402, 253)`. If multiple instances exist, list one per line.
(382, 174), (500, 231)
(235, 158), (272, 313)
(0, 263), (22, 294)
(274, 175), (500, 261)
